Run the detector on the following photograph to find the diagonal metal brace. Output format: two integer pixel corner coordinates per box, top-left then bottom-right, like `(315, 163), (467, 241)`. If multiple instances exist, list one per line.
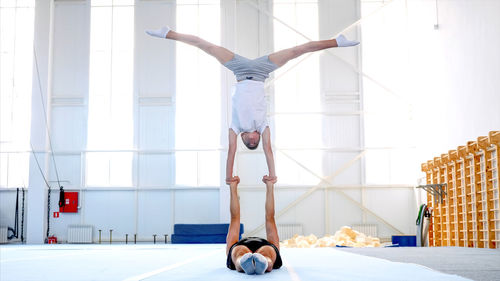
(416, 184), (447, 205)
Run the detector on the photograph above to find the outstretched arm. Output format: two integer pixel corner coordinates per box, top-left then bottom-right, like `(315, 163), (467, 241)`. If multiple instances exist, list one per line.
(262, 127), (277, 184)
(226, 129), (238, 185)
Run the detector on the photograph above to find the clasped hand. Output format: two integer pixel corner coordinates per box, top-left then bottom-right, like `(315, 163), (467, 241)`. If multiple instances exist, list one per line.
(225, 175), (277, 185)
(262, 175), (277, 184)
(225, 176), (240, 185)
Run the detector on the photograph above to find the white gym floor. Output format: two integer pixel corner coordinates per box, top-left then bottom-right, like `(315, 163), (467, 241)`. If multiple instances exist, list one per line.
(1, 244), (473, 281)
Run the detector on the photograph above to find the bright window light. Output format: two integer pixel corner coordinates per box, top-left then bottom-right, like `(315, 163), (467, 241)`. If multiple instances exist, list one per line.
(0, 0), (35, 188)
(87, 0), (134, 186)
(273, 0), (322, 185)
(361, 0), (418, 184)
(175, 1), (221, 186)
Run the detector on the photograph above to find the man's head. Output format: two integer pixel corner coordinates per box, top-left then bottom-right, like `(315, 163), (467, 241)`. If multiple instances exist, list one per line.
(241, 131), (260, 150)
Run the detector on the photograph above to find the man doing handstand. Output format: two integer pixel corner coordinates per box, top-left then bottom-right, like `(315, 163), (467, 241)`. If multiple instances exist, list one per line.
(145, 26), (359, 187)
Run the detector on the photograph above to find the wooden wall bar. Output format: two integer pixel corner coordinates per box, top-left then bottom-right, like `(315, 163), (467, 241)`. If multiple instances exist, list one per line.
(422, 131), (499, 248)
(487, 131), (500, 247)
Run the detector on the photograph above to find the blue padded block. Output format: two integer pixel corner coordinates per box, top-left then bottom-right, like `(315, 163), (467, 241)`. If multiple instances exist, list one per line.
(171, 234), (228, 244)
(174, 224), (244, 236)
(392, 235), (416, 247)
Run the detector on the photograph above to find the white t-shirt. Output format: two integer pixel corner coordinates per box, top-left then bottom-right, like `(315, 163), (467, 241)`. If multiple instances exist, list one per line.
(230, 80), (268, 135)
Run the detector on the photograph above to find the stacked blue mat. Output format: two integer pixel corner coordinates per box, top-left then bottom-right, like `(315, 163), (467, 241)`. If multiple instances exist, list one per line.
(171, 224), (244, 244)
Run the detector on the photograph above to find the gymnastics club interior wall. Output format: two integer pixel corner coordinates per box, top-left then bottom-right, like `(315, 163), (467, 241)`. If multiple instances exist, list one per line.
(421, 131), (500, 248)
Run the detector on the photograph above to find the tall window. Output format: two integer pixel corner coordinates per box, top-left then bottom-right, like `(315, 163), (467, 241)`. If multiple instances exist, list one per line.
(87, 0), (134, 186)
(273, 0), (321, 185)
(360, 0), (417, 184)
(175, 0), (221, 186)
(0, 0), (35, 188)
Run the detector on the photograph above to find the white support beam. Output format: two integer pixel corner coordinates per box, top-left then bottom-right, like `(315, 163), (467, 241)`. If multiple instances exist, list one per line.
(324, 188), (329, 234)
(220, 0), (238, 224)
(27, 0), (55, 244)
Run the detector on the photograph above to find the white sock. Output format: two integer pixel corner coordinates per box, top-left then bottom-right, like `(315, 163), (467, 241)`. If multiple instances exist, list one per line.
(239, 253), (255, 275)
(335, 34), (360, 47)
(252, 253), (268, 275)
(145, 26), (171, 39)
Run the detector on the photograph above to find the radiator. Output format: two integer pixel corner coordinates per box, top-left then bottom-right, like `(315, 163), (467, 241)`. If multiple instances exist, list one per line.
(277, 224), (303, 241)
(0, 226), (7, 243)
(67, 225), (93, 243)
(352, 224), (378, 237)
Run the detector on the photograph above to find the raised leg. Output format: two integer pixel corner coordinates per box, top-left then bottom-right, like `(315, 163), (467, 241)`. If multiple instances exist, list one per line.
(248, 180), (279, 273)
(226, 179), (242, 255)
(226, 179), (255, 274)
(268, 34), (358, 67)
(264, 181), (280, 250)
(269, 39), (338, 67)
(166, 30), (234, 64)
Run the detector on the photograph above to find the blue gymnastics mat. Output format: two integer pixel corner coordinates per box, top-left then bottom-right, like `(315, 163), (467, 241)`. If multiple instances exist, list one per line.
(171, 234), (228, 244)
(171, 224), (244, 244)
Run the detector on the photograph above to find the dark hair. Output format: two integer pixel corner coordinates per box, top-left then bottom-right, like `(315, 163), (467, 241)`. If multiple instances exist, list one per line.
(242, 134), (260, 150)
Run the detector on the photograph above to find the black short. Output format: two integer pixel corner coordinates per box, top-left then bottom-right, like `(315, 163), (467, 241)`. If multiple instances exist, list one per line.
(226, 237), (283, 270)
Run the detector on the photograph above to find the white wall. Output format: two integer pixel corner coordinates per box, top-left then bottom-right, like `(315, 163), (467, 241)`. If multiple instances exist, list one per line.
(361, 0), (500, 179)
(408, 0), (500, 162)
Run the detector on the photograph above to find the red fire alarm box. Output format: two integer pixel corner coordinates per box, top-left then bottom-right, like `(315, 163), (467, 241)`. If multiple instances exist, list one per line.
(48, 236), (57, 244)
(59, 191), (78, 213)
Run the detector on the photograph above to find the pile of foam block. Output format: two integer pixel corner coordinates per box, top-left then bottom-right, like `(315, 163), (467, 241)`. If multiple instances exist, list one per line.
(280, 226), (381, 248)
